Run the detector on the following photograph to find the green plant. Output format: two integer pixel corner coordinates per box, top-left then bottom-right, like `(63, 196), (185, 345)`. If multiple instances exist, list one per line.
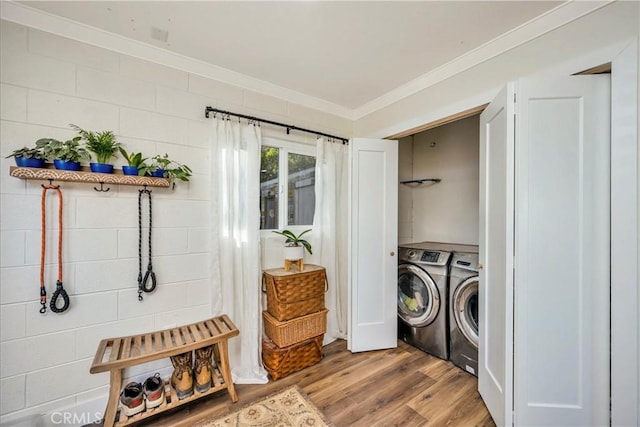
(70, 124), (121, 164)
(272, 229), (313, 255)
(148, 153), (192, 182)
(36, 137), (90, 162)
(5, 146), (46, 159)
(118, 147), (148, 168)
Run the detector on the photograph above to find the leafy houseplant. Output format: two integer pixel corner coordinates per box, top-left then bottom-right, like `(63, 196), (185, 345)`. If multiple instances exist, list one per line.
(118, 147), (148, 176)
(148, 153), (192, 183)
(272, 229), (313, 261)
(6, 146), (46, 168)
(70, 124), (121, 173)
(36, 137), (90, 171)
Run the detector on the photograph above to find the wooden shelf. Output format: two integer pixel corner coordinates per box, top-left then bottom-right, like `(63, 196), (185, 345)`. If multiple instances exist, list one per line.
(9, 166), (170, 188)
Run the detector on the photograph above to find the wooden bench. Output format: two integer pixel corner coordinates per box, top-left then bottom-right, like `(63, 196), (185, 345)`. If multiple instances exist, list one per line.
(90, 315), (239, 427)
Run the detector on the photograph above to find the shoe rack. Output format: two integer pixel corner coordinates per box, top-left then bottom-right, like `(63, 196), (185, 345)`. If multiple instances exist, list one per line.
(89, 315), (239, 427)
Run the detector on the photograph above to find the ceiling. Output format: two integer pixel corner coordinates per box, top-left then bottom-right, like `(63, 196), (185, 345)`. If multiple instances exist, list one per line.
(16, 1), (565, 117)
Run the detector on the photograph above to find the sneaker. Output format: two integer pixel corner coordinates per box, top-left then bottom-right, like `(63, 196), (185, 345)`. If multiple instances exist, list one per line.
(143, 373), (165, 409)
(120, 382), (145, 416)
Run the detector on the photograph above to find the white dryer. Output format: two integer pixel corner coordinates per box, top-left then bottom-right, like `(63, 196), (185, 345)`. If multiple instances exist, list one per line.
(449, 251), (480, 376)
(397, 244), (452, 360)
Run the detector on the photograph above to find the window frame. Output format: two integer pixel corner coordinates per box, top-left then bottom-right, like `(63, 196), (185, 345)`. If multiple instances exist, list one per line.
(260, 136), (316, 234)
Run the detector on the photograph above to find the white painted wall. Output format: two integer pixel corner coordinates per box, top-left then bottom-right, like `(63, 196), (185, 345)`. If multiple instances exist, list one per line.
(398, 136), (413, 244)
(410, 116), (479, 245)
(354, 1), (639, 139)
(0, 20), (350, 425)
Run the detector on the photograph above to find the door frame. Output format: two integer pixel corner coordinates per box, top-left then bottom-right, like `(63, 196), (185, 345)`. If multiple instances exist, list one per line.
(610, 38), (639, 426)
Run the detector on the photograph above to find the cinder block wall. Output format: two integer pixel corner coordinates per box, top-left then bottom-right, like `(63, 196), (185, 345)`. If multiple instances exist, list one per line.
(0, 20), (351, 425)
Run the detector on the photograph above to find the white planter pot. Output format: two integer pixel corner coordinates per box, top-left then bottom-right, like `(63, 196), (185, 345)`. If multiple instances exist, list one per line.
(283, 245), (304, 261)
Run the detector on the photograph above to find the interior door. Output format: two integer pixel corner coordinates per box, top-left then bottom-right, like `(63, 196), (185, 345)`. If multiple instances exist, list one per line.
(514, 75), (610, 427)
(348, 137), (398, 352)
(480, 76), (611, 426)
(478, 83), (515, 427)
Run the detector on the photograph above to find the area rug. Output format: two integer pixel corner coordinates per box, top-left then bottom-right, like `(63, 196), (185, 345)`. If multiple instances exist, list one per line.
(199, 386), (332, 427)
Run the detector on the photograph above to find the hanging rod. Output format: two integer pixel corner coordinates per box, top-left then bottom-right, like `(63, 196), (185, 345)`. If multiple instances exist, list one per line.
(400, 178), (442, 186)
(204, 106), (349, 144)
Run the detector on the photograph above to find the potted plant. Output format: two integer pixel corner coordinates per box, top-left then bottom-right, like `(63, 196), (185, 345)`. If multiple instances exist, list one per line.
(272, 229), (313, 261)
(148, 153), (192, 183)
(70, 124), (121, 174)
(36, 137), (90, 171)
(118, 147), (148, 176)
(5, 146), (46, 168)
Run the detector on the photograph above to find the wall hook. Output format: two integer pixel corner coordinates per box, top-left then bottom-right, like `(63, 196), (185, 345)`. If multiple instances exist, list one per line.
(41, 179), (59, 189)
(93, 182), (110, 192)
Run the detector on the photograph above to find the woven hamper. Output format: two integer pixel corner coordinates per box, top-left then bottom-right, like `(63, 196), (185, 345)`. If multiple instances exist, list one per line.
(263, 309), (328, 347)
(262, 335), (323, 380)
(263, 265), (327, 321)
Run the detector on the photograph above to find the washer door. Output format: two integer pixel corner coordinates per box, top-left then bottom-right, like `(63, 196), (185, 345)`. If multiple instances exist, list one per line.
(452, 276), (479, 348)
(397, 263), (440, 327)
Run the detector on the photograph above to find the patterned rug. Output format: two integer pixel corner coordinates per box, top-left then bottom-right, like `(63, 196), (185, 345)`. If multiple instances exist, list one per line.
(199, 386), (332, 427)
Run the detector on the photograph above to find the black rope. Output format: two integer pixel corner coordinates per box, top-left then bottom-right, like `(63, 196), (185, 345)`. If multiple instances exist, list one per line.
(50, 281), (70, 313)
(205, 106), (349, 144)
(137, 187), (156, 301)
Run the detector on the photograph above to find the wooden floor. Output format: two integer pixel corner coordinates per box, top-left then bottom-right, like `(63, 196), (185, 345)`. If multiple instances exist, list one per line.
(133, 340), (495, 427)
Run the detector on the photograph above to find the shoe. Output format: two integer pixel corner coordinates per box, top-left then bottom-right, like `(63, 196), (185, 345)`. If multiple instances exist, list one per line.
(143, 373), (165, 409)
(120, 382), (145, 416)
(170, 352), (194, 399)
(194, 346), (214, 392)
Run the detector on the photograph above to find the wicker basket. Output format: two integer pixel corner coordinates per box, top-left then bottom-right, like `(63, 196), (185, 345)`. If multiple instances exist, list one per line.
(263, 308), (328, 347)
(262, 335), (323, 380)
(263, 265), (327, 321)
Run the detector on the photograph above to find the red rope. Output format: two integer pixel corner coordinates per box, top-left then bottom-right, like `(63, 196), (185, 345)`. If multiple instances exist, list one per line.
(40, 185), (63, 306)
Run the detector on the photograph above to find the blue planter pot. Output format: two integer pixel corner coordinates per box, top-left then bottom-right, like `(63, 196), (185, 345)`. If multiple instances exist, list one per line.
(122, 165), (139, 176)
(90, 163), (114, 174)
(15, 157), (45, 168)
(54, 159), (81, 171)
(151, 169), (167, 178)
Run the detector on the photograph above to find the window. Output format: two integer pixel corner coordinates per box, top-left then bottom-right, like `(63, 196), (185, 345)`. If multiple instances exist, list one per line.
(260, 140), (316, 230)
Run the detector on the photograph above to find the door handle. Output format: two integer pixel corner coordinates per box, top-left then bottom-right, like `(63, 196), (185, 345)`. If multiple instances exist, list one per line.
(477, 263), (484, 270)
(390, 251), (395, 256)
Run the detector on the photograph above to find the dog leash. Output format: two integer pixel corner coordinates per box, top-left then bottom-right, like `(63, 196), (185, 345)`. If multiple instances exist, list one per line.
(40, 184), (70, 314)
(137, 187), (156, 301)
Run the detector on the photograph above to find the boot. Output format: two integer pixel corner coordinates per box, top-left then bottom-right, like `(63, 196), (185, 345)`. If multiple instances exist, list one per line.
(194, 346), (214, 392)
(170, 352), (193, 399)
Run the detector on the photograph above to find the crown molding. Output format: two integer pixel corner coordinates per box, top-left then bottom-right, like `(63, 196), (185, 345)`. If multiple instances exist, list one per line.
(0, 1), (354, 119)
(352, 0), (613, 120)
(1, 1), (613, 122)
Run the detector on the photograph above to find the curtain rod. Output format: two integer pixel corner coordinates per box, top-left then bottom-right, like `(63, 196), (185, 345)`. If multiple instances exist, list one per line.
(204, 106), (349, 144)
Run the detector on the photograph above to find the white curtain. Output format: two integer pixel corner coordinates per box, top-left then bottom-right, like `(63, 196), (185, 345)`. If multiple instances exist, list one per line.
(210, 117), (268, 384)
(312, 138), (349, 343)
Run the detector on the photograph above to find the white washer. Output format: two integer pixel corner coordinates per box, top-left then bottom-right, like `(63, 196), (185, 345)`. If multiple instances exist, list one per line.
(449, 251), (479, 376)
(397, 244), (452, 360)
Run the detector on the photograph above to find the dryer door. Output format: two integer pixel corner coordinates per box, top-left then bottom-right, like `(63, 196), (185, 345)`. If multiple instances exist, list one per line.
(453, 276), (479, 348)
(397, 263), (440, 327)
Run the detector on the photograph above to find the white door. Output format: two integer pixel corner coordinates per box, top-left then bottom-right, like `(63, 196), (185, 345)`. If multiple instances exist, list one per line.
(348, 137), (398, 352)
(514, 75), (610, 426)
(479, 76), (611, 426)
(478, 83), (516, 427)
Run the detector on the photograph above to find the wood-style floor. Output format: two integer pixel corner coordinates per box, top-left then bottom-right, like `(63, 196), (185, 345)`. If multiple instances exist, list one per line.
(135, 339), (495, 427)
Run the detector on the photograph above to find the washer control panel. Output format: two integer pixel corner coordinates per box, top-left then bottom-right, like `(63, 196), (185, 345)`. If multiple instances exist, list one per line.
(421, 251), (440, 263)
(399, 247), (451, 266)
